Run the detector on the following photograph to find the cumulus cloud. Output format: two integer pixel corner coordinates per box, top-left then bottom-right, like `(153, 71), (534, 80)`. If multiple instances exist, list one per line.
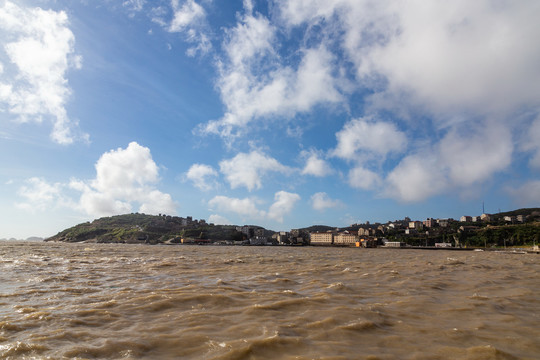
(219, 150), (292, 191)
(279, 0), (540, 117)
(0, 1), (85, 144)
(301, 150), (332, 177)
(383, 120), (514, 202)
(274, 0), (540, 201)
(208, 195), (265, 218)
(70, 142), (176, 217)
(311, 192), (342, 211)
(332, 117), (407, 161)
(208, 214), (231, 225)
(15, 142), (177, 217)
(267, 191), (301, 222)
(123, 0), (146, 14)
(199, 2), (343, 139)
(185, 163), (219, 191)
(208, 190), (300, 223)
(506, 181), (540, 207)
(439, 123), (512, 186)
(348, 166), (382, 191)
(166, 0), (211, 56)
(385, 152), (447, 202)
(521, 115), (540, 169)
(16, 177), (66, 212)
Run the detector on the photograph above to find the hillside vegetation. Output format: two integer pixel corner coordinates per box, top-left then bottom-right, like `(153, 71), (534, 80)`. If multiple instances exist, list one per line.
(46, 214), (246, 244)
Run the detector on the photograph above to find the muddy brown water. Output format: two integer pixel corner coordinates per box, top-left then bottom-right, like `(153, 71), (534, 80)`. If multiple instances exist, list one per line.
(0, 241), (538, 359)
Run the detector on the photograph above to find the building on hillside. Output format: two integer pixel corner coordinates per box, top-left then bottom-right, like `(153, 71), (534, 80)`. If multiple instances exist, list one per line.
(480, 213), (492, 222)
(504, 216), (515, 223)
(472, 216), (481, 222)
(409, 221), (423, 230)
(460, 216), (472, 222)
(310, 231), (334, 245)
(423, 218), (436, 228)
(516, 215), (525, 223)
(334, 231), (358, 245)
(358, 227), (375, 236)
(437, 219), (449, 227)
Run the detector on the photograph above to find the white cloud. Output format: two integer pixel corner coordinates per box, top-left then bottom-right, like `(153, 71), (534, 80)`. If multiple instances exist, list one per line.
(199, 4), (344, 139)
(16, 177), (64, 212)
(185, 163), (218, 191)
(169, 0), (205, 32)
(208, 190), (300, 223)
(384, 121), (514, 202)
(348, 166), (382, 191)
(311, 192), (342, 211)
(439, 123), (512, 186)
(506, 181), (540, 207)
(208, 195), (265, 218)
(274, 0), (540, 201)
(279, 0), (540, 117)
(71, 142), (176, 217)
(301, 150), (332, 177)
(267, 191), (300, 222)
(521, 115), (540, 169)
(123, 0), (146, 13)
(0, 1), (85, 144)
(219, 150), (292, 191)
(385, 152), (447, 202)
(167, 0), (211, 56)
(332, 117), (407, 161)
(208, 214), (231, 225)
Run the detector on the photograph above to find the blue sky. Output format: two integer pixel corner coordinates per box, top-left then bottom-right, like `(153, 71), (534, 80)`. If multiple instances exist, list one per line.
(1, 0), (540, 239)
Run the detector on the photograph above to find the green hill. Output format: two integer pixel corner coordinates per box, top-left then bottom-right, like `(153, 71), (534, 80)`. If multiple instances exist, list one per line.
(46, 213), (246, 244)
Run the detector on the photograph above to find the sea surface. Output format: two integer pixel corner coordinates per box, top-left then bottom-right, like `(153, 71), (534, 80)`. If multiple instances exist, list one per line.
(0, 241), (538, 359)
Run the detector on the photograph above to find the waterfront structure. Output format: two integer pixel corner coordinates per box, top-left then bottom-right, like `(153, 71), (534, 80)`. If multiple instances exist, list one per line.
(384, 241), (405, 247)
(435, 243), (453, 248)
(310, 231), (334, 245)
(334, 231), (358, 245)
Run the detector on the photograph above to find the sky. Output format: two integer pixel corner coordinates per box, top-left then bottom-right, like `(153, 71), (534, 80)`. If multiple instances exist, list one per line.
(1, 0), (540, 239)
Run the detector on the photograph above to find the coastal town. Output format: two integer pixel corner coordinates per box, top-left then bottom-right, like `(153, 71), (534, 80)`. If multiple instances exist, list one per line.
(233, 211), (538, 249)
(41, 208), (540, 250)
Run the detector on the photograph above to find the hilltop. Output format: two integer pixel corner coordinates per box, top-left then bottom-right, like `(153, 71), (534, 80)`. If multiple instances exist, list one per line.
(46, 213), (254, 244)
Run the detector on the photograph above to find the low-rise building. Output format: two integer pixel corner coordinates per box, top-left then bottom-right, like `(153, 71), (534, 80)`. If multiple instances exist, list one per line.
(409, 221), (423, 230)
(384, 241), (405, 247)
(481, 213), (492, 222)
(423, 218), (435, 228)
(460, 216), (472, 222)
(437, 219), (449, 227)
(334, 231), (358, 245)
(310, 231), (334, 245)
(358, 227), (375, 236)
